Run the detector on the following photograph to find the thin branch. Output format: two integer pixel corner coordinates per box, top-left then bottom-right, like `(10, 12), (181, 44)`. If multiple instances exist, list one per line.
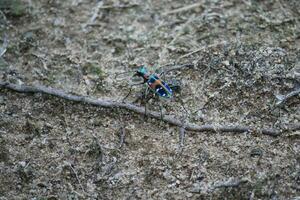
(1, 82), (299, 136)
(212, 178), (249, 190)
(179, 126), (185, 147)
(191, 177), (249, 193)
(65, 162), (86, 194)
(257, 14), (298, 26)
(177, 125), (186, 153)
(276, 88), (300, 106)
(99, 4), (139, 10)
(162, 63), (194, 75)
(0, 10), (7, 23)
(178, 41), (228, 60)
(119, 126), (126, 148)
(0, 34), (8, 57)
(178, 113), (187, 152)
(168, 16), (195, 46)
(82, 1), (104, 29)
(90, 133), (103, 162)
(163, 3), (203, 15)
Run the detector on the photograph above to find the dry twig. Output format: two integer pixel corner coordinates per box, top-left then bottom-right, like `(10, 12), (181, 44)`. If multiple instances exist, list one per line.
(178, 41), (228, 60)
(179, 126), (185, 147)
(1, 82), (299, 136)
(191, 177), (249, 193)
(90, 133), (103, 162)
(178, 113), (187, 150)
(65, 162), (87, 194)
(119, 126), (126, 148)
(163, 3), (203, 15)
(212, 178), (248, 190)
(257, 14), (297, 26)
(82, 1), (104, 29)
(0, 34), (8, 57)
(276, 88), (300, 106)
(99, 4), (139, 9)
(160, 63), (194, 75)
(177, 125), (186, 154)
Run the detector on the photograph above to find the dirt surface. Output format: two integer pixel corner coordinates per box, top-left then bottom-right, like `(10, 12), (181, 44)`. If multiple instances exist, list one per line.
(0, 0), (300, 199)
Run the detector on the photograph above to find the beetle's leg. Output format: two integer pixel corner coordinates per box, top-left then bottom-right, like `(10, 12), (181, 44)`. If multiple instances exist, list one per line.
(144, 85), (150, 98)
(122, 87), (133, 102)
(122, 82), (144, 102)
(159, 100), (164, 120)
(144, 100), (148, 119)
(143, 86), (150, 119)
(159, 68), (165, 79)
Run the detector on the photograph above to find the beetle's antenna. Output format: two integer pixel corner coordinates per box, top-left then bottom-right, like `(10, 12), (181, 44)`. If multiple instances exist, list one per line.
(114, 70), (136, 79)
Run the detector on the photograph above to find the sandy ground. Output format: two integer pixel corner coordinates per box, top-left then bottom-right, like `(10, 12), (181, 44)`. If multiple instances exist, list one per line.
(0, 0), (300, 199)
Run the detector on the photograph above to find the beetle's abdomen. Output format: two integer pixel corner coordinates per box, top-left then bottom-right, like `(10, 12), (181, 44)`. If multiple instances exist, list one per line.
(147, 75), (173, 98)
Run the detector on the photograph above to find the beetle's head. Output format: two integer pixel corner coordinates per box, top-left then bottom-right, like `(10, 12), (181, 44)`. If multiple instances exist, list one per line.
(134, 66), (148, 77)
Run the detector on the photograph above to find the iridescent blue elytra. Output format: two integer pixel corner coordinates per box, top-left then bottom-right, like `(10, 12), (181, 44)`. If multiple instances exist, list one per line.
(135, 66), (173, 98)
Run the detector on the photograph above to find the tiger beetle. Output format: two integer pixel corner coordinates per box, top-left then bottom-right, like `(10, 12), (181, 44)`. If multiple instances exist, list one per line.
(123, 66), (181, 119)
(134, 66), (173, 98)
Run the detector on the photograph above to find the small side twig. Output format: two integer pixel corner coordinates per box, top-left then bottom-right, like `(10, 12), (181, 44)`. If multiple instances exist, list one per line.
(163, 3), (203, 15)
(179, 125), (185, 146)
(0, 34), (8, 57)
(212, 178), (248, 190)
(178, 41), (228, 60)
(177, 102), (188, 152)
(90, 133), (103, 162)
(65, 162), (86, 194)
(178, 125), (186, 152)
(119, 126), (126, 148)
(191, 177), (249, 193)
(276, 88), (300, 106)
(82, 1), (104, 29)
(99, 4), (139, 10)
(257, 14), (297, 26)
(0, 10), (7, 23)
(1, 82), (299, 136)
(161, 63), (194, 75)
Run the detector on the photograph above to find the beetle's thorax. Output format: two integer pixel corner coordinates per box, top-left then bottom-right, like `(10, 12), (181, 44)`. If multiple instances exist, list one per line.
(142, 74), (149, 81)
(136, 66), (150, 81)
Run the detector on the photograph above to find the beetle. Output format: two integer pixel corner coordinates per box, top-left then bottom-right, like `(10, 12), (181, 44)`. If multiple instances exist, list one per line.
(133, 66), (173, 98)
(121, 65), (182, 120)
